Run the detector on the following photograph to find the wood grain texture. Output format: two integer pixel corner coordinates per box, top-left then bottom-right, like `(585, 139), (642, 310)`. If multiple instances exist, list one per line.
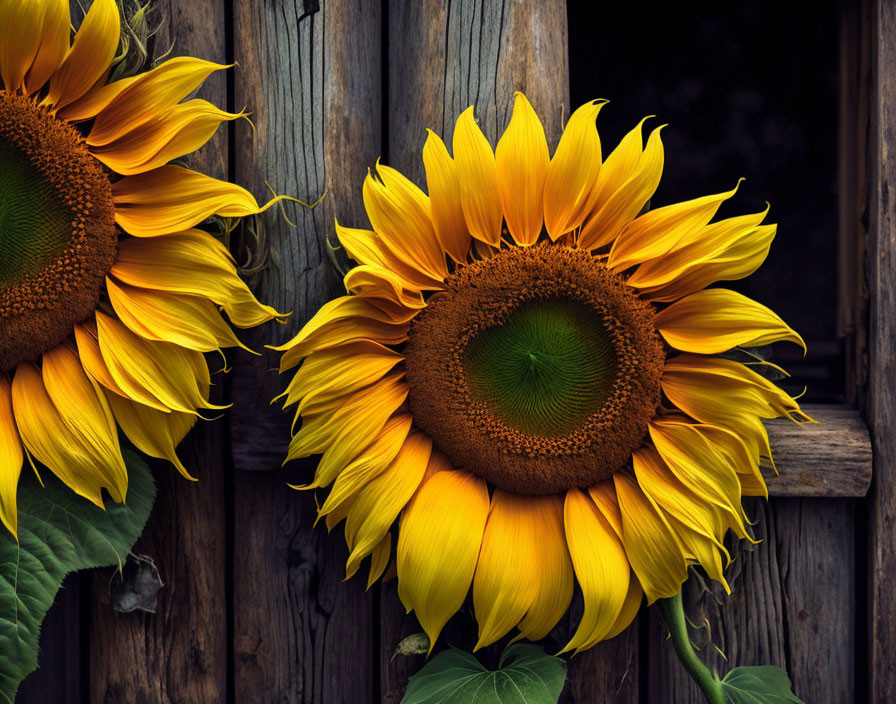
(562, 618), (639, 703)
(229, 0), (382, 470)
(838, 0), (872, 405)
(868, 0), (896, 697)
(764, 404), (872, 497)
(387, 0), (569, 179)
(87, 2), (229, 702)
(229, 1), (381, 702)
(648, 498), (856, 704)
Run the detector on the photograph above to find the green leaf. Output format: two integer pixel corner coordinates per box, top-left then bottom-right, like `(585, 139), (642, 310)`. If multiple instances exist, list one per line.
(0, 451), (155, 703)
(402, 644), (567, 704)
(721, 666), (806, 704)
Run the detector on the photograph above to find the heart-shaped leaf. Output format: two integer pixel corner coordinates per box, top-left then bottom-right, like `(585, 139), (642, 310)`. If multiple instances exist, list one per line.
(0, 451), (155, 702)
(721, 665), (806, 704)
(402, 644), (567, 704)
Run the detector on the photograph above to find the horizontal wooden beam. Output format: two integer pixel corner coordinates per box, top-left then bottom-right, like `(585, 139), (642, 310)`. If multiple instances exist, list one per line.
(764, 404), (871, 497)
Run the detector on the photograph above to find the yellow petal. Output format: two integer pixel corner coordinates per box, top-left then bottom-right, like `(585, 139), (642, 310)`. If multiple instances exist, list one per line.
(516, 495), (574, 642)
(112, 165), (288, 237)
(423, 130), (472, 261)
(579, 117), (650, 246)
(654, 288), (806, 354)
(343, 265), (426, 311)
(0, 0), (48, 93)
(86, 57), (229, 144)
(397, 469), (489, 651)
(452, 106), (503, 246)
(473, 491), (540, 649)
(309, 383), (409, 489)
(274, 295), (410, 371)
(105, 391), (197, 480)
(562, 488), (630, 652)
(604, 575), (643, 641)
(45, 0), (119, 111)
(107, 278), (246, 353)
(343, 430), (432, 578)
(577, 125), (664, 250)
(638, 224), (776, 303)
(662, 354), (810, 480)
(285, 373), (407, 463)
(648, 418), (748, 536)
(336, 221), (444, 292)
(362, 165), (448, 281)
(607, 182), (742, 271)
(496, 92), (549, 246)
(614, 473), (687, 603)
(313, 413), (412, 498)
(41, 344), (128, 502)
(11, 363), (111, 508)
(543, 100), (604, 239)
(55, 72), (142, 123)
(89, 99), (245, 175)
(626, 208), (771, 296)
(587, 480), (623, 538)
(74, 319), (152, 405)
(24, 0), (69, 94)
(278, 340), (402, 414)
(95, 311), (223, 415)
(110, 230), (284, 328)
(475, 493), (573, 648)
(664, 354), (808, 422)
(633, 446), (730, 545)
(367, 533), (391, 589)
(0, 374), (23, 538)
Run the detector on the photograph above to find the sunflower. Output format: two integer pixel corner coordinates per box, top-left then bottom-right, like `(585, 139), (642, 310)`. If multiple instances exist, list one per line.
(274, 93), (810, 653)
(0, 0), (286, 539)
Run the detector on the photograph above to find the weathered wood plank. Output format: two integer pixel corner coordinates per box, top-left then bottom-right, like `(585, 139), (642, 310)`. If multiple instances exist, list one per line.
(381, 3), (585, 700)
(88, 2), (229, 702)
(837, 0), (872, 405)
(648, 498), (856, 704)
(764, 404), (872, 497)
(229, 1), (382, 702)
(868, 0), (896, 697)
(562, 619), (640, 703)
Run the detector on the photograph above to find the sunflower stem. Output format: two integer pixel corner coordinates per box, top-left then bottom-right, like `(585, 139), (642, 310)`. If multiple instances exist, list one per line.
(657, 590), (725, 704)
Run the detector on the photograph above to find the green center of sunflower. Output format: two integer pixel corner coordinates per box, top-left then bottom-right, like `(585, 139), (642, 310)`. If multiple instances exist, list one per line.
(0, 139), (71, 285)
(0, 92), (117, 371)
(404, 244), (666, 495)
(463, 298), (617, 437)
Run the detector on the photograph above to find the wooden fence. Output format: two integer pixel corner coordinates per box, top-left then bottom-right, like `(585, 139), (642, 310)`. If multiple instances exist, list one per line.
(18, 0), (895, 702)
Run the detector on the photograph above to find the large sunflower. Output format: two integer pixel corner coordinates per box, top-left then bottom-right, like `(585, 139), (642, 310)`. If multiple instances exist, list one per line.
(275, 93), (809, 653)
(0, 0), (285, 538)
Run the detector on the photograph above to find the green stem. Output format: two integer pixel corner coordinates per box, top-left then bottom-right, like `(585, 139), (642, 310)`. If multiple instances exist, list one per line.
(657, 590), (725, 704)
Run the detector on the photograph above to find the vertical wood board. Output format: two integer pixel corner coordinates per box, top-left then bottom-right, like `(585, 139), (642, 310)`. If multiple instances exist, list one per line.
(229, 2), (383, 702)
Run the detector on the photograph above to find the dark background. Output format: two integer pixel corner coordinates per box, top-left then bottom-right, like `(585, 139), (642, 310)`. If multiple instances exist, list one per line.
(569, 1), (840, 402)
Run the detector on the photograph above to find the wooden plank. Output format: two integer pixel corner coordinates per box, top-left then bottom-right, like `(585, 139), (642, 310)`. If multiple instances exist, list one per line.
(87, 2), (229, 703)
(563, 618), (640, 703)
(837, 0), (872, 405)
(380, 3), (586, 701)
(16, 574), (84, 703)
(648, 498), (856, 704)
(229, 1), (382, 702)
(868, 0), (896, 697)
(764, 404), (872, 497)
